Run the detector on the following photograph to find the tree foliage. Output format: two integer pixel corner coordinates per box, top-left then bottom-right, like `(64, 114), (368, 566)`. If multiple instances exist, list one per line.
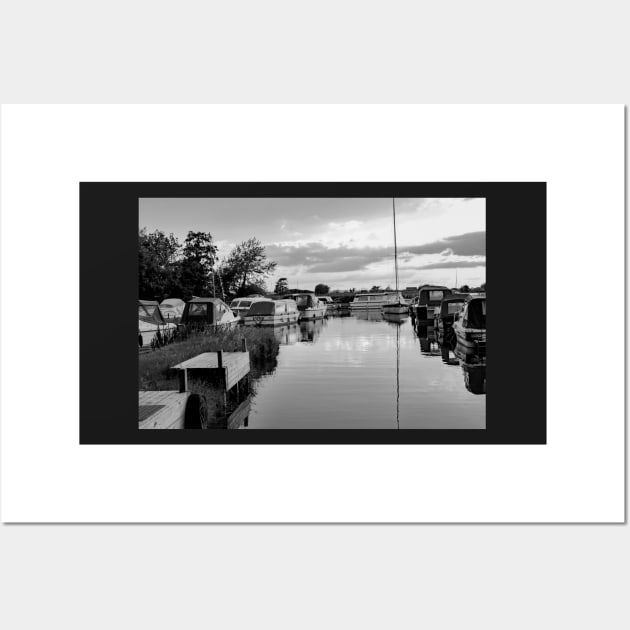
(138, 229), (181, 301)
(220, 238), (277, 297)
(179, 231), (218, 300)
(139, 229), (220, 301)
(314, 283), (330, 295)
(274, 277), (289, 294)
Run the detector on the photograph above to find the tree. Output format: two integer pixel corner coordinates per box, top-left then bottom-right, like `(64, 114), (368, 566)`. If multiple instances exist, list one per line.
(179, 231), (218, 299)
(480, 282), (486, 292)
(238, 283), (267, 297)
(370, 285), (382, 292)
(274, 277), (289, 294)
(221, 238), (277, 296)
(314, 283), (330, 295)
(459, 284), (471, 293)
(138, 228), (181, 300)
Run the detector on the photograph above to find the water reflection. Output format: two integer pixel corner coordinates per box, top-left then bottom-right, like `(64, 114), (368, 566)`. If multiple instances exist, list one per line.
(383, 312), (409, 325)
(273, 323), (300, 345)
(299, 318), (326, 343)
(244, 314), (485, 429)
(353, 310), (385, 322)
(454, 343), (486, 395)
(416, 326), (441, 357)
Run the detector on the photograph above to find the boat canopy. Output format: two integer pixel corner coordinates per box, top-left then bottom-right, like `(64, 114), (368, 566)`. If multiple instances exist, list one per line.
(440, 295), (468, 316)
(465, 298), (486, 329)
(418, 286), (452, 305)
(139, 300), (166, 325)
(181, 297), (230, 324)
(248, 299), (297, 315)
(161, 298), (184, 308)
(248, 300), (278, 315)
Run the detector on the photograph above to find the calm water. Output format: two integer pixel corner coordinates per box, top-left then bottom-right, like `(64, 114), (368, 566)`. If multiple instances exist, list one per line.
(247, 312), (485, 429)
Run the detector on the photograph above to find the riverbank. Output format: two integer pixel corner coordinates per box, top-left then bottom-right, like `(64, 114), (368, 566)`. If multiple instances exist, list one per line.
(139, 325), (281, 424)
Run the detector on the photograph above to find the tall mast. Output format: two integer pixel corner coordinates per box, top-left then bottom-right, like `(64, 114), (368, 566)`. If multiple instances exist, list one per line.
(392, 197), (399, 293)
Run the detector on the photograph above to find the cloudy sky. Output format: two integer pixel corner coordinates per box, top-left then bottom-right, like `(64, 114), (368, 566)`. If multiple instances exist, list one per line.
(139, 197), (485, 291)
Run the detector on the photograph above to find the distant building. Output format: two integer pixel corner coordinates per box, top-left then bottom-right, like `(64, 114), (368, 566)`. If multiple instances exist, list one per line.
(403, 286), (417, 298)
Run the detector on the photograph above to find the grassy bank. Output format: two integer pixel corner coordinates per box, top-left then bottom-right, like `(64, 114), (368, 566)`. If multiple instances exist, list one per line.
(139, 326), (280, 423)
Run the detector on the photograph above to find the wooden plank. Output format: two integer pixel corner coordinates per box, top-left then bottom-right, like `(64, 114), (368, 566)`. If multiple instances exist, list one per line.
(225, 355), (250, 390)
(172, 351), (250, 392)
(226, 397), (252, 429)
(172, 352), (222, 369)
(139, 390), (189, 429)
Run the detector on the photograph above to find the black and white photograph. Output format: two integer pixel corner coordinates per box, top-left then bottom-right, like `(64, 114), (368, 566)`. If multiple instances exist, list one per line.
(138, 197), (486, 430)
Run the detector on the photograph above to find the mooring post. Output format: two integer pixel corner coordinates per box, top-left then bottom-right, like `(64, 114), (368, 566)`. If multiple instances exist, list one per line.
(179, 368), (188, 393)
(217, 350), (224, 368)
(241, 337), (247, 352)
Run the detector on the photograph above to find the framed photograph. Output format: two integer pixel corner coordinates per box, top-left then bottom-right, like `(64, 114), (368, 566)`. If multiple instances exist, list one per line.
(1, 105), (623, 522)
(81, 182), (545, 445)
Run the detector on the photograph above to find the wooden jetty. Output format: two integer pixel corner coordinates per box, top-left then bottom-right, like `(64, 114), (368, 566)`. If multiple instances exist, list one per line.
(139, 343), (252, 430)
(172, 349), (250, 393)
(139, 390), (205, 429)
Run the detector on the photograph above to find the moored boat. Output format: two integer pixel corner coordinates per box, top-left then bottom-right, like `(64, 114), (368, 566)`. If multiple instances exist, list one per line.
(435, 294), (468, 330)
(138, 300), (177, 348)
(452, 294), (486, 352)
(349, 292), (402, 310)
(229, 296), (268, 319)
(179, 297), (239, 330)
(412, 285), (453, 324)
(242, 299), (299, 326)
(317, 296), (339, 310)
(284, 293), (327, 320)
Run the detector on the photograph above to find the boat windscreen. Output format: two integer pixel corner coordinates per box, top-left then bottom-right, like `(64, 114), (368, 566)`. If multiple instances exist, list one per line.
(247, 302), (275, 316)
(466, 299), (486, 328)
(186, 302), (213, 323)
(139, 304), (164, 324)
(443, 301), (465, 315)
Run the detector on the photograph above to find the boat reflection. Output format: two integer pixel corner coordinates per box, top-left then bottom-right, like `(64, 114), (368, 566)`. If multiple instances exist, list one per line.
(416, 326), (441, 356)
(454, 343), (486, 395)
(382, 312), (409, 325)
(273, 323), (300, 345)
(299, 318), (326, 343)
(440, 344), (460, 366)
(353, 310), (384, 322)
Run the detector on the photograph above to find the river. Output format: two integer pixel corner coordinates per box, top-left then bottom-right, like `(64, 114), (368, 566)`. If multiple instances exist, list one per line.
(246, 311), (485, 429)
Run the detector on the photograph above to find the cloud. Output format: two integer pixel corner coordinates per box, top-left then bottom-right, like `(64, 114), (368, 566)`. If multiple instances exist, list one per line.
(412, 259), (486, 270)
(265, 231), (485, 272)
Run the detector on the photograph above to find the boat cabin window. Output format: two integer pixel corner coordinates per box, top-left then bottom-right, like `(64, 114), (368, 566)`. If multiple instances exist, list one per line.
(189, 303), (207, 316)
(275, 302), (286, 314)
(294, 295), (310, 308)
(230, 300), (241, 308)
(248, 302), (274, 316)
(429, 290), (445, 302)
(356, 295), (368, 302)
(186, 303), (214, 323)
(238, 300), (251, 308)
(446, 302), (464, 315)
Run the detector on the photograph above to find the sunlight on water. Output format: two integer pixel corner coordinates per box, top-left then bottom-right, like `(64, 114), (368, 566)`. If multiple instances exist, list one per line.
(247, 314), (485, 429)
